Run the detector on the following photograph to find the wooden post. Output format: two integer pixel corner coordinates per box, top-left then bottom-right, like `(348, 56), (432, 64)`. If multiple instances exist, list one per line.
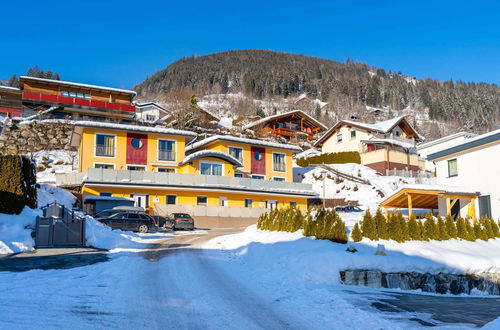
(471, 197), (477, 224)
(384, 207), (389, 218)
(447, 198), (451, 216)
(407, 194), (413, 217)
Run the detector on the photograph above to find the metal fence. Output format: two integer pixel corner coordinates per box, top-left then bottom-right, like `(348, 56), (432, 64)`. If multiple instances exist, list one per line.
(35, 202), (85, 248)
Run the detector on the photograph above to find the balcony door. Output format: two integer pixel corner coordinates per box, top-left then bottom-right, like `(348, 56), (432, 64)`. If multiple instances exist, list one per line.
(127, 133), (148, 165)
(251, 146), (266, 176)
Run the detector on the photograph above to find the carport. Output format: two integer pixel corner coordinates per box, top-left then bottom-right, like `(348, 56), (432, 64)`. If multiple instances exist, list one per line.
(380, 184), (480, 222)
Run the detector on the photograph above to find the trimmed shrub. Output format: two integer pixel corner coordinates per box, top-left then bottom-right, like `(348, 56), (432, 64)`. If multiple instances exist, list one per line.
(423, 213), (439, 240)
(437, 215), (450, 240)
(464, 218), (476, 241)
(407, 214), (421, 240)
(387, 213), (403, 242)
(445, 215), (458, 239)
(257, 207), (304, 232)
(351, 223), (362, 242)
(398, 213), (410, 241)
(0, 155), (37, 214)
(490, 218), (500, 238)
(374, 209), (389, 240)
(296, 151), (361, 167)
(304, 208), (348, 243)
(361, 210), (377, 240)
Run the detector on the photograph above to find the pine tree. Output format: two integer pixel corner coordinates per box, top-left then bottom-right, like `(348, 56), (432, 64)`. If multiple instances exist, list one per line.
(351, 223), (362, 242)
(418, 220), (428, 241)
(361, 210), (377, 240)
(374, 209), (388, 240)
(445, 215), (458, 239)
(480, 216), (494, 239)
(398, 213), (410, 241)
(407, 214), (421, 240)
(474, 222), (488, 241)
(456, 217), (468, 240)
(490, 218), (500, 238)
(464, 218), (476, 241)
(423, 214), (438, 240)
(437, 215), (449, 240)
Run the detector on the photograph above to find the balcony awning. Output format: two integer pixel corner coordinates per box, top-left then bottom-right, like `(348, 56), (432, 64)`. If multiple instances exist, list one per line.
(179, 150), (243, 167)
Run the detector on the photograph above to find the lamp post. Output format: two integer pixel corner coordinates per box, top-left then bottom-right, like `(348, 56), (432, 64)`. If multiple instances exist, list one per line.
(321, 170), (327, 209)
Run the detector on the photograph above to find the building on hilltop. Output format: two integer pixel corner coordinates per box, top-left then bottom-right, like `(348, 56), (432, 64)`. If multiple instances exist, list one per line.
(315, 116), (425, 176)
(56, 123), (314, 227)
(134, 102), (171, 123)
(0, 85), (23, 118)
(243, 110), (328, 142)
(18, 76), (136, 122)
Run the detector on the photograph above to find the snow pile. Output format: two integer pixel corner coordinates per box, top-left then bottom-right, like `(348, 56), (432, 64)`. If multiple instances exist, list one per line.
(0, 207), (40, 254)
(37, 183), (76, 209)
(206, 225), (500, 279)
(33, 149), (77, 184)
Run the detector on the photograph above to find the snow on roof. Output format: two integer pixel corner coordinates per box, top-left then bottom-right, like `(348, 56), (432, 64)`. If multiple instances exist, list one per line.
(73, 121), (197, 140)
(179, 150), (243, 167)
(186, 135), (303, 153)
(243, 110), (328, 130)
(294, 148), (320, 159)
(427, 128), (500, 161)
(360, 138), (414, 149)
(0, 85), (20, 91)
(198, 106), (221, 121)
(20, 76), (137, 96)
(417, 132), (477, 150)
(381, 183), (480, 204)
(134, 102), (168, 112)
(83, 196), (133, 202)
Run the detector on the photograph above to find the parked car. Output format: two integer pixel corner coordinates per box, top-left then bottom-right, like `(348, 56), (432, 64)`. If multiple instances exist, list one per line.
(151, 215), (168, 228)
(98, 212), (156, 233)
(93, 206), (145, 219)
(335, 205), (363, 213)
(167, 213), (195, 231)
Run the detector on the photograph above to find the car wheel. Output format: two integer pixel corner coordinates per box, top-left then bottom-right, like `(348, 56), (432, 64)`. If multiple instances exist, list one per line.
(138, 224), (148, 233)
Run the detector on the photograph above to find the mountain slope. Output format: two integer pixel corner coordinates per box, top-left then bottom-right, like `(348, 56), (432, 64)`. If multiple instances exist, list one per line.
(135, 49), (500, 132)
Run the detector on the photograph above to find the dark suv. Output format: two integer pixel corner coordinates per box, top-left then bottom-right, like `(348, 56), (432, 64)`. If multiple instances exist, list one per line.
(167, 213), (195, 231)
(335, 205), (363, 213)
(98, 212), (156, 233)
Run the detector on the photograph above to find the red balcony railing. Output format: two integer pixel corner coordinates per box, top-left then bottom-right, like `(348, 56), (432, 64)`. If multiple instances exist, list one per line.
(22, 91), (136, 112)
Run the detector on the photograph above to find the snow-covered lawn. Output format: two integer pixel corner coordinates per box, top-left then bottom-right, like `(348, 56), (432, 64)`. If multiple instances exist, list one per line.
(32, 149), (77, 184)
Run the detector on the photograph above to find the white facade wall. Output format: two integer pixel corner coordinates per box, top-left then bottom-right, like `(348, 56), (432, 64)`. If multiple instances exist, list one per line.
(418, 135), (473, 171)
(434, 143), (500, 220)
(321, 126), (372, 153)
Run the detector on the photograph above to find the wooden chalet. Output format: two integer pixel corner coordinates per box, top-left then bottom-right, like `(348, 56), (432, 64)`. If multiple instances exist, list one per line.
(243, 110), (327, 142)
(0, 85), (22, 118)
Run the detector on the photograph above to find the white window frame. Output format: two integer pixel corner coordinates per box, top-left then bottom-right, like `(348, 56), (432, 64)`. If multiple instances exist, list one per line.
(337, 133), (343, 143)
(350, 130), (356, 139)
(228, 145), (244, 162)
(166, 194), (177, 205)
(447, 158), (458, 177)
(157, 138), (177, 163)
(93, 162), (115, 169)
(266, 200), (278, 210)
(200, 161), (224, 176)
(94, 132), (117, 158)
(219, 197), (228, 207)
(126, 164), (146, 171)
(272, 152), (286, 172)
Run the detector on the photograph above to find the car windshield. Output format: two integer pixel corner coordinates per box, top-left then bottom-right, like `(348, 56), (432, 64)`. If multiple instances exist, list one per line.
(95, 210), (119, 218)
(172, 213), (191, 219)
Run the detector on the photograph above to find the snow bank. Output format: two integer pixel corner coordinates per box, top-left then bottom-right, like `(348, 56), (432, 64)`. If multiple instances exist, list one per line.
(206, 225), (500, 279)
(0, 207), (40, 254)
(33, 150), (77, 184)
(37, 183), (76, 209)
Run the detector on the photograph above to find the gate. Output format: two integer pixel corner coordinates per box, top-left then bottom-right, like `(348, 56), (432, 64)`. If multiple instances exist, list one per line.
(35, 202), (86, 248)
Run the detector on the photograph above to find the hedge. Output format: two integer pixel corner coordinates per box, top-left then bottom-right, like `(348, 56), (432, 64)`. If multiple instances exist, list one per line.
(257, 207), (348, 244)
(359, 210), (500, 243)
(296, 151), (361, 167)
(0, 155), (37, 214)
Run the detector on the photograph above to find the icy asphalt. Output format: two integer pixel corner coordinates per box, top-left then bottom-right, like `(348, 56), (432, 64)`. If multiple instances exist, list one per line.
(0, 228), (499, 329)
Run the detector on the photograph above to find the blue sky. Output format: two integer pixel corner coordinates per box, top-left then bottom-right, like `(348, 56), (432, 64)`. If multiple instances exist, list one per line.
(2, 0), (499, 88)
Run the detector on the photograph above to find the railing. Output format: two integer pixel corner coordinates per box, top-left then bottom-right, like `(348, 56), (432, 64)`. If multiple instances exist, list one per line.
(386, 168), (435, 180)
(158, 150), (175, 161)
(95, 145), (115, 157)
(56, 169), (315, 196)
(22, 91), (136, 113)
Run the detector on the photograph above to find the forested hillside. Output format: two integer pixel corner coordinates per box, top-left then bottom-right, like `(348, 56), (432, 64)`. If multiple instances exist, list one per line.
(135, 50), (499, 132)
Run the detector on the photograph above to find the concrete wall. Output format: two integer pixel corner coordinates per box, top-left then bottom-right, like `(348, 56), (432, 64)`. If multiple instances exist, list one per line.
(435, 143), (500, 220)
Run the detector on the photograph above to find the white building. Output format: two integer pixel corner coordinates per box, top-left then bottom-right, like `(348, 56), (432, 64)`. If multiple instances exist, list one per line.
(428, 129), (500, 220)
(134, 102), (171, 123)
(417, 132), (477, 171)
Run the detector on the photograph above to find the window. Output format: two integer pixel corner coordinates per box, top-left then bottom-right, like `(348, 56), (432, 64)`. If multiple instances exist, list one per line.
(266, 200), (277, 210)
(228, 147), (243, 162)
(200, 162), (222, 176)
(219, 197), (228, 207)
(273, 177), (285, 182)
(158, 140), (175, 161)
(197, 196), (207, 206)
(158, 167), (175, 173)
(290, 201), (297, 208)
(127, 165), (146, 171)
(245, 199), (253, 208)
(395, 131), (401, 137)
(166, 195), (177, 205)
(146, 115), (156, 121)
(95, 134), (115, 157)
(448, 159), (458, 177)
(273, 153), (286, 172)
(62, 91), (91, 99)
(337, 134), (343, 143)
(252, 175), (264, 180)
(99, 192), (112, 197)
(69, 91), (77, 97)
(94, 163), (114, 169)
(234, 173), (243, 178)
(61, 91), (69, 97)
(254, 151), (263, 161)
(350, 130), (356, 139)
